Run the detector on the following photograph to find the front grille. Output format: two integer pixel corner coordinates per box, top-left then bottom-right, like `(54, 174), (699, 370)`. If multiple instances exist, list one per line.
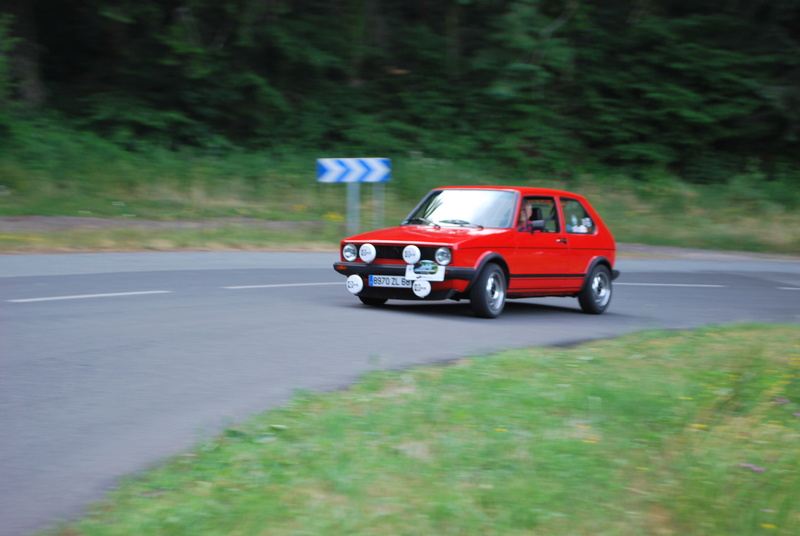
(375, 245), (439, 262)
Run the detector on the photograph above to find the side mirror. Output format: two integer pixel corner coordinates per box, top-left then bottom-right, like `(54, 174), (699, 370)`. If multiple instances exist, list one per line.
(529, 219), (546, 233)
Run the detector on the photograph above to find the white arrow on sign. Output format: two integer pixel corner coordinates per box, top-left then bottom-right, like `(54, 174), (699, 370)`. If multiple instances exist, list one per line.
(361, 158), (391, 182)
(316, 158), (347, 183)
(341, 158), (366, 183)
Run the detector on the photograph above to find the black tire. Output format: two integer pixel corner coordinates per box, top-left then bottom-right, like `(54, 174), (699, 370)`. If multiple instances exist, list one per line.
(578, 264), (612, 314)
(470, 263), (506, 318)
(359, 296), (387, 306)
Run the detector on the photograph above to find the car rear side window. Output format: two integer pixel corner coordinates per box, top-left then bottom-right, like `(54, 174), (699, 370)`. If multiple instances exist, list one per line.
(561, 198), (595, 234)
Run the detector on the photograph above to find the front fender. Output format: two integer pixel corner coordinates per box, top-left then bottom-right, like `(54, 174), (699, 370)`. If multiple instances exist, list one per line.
(463, 252), (509, 294)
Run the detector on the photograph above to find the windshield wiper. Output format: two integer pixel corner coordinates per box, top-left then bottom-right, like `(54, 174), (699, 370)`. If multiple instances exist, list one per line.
(402, 217), (441, 228)
(438, 219), (484, 229)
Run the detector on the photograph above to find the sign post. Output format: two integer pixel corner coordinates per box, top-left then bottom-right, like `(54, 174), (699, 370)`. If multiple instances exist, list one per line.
(317, 158), (391, 234)
(347, 182), (360, 235)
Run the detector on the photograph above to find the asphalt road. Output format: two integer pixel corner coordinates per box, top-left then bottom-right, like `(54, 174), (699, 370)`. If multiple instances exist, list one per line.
(2, 250), (800, 536)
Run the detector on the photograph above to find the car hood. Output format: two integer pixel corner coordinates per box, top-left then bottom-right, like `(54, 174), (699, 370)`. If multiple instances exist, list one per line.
(343, 225), (511, 248)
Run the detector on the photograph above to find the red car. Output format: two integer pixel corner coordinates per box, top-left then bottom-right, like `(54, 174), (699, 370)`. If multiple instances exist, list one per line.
(333, 186), (619, 318)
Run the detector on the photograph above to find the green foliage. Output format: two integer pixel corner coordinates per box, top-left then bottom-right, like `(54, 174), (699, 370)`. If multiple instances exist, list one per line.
(0, 14), (17, 137)
(0, 15), (13, 96)
(2, 127), (799, 255)
(569, 10), (783, 177)
(2, 0), (799, 183)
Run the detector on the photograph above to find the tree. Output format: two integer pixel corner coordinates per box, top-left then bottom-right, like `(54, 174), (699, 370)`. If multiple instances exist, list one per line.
(0, 13), (16, 106)
(2, 0), (46, 108)
(1, 0), (797, 179)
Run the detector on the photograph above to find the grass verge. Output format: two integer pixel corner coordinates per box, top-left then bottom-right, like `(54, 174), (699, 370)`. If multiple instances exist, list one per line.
(2, 150), (799, 254)
(51, 324), (800, 536)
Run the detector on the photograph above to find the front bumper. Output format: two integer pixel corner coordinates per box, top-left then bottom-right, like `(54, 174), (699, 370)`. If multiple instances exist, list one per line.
(333, 261), (476, 281)
(333, 261), (477, 300)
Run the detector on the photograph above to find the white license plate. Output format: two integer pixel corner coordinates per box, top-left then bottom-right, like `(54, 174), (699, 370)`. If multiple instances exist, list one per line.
(369, 275), (413, 288)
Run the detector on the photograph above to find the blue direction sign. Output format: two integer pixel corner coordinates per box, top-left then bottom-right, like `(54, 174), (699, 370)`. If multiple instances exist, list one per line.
(317, 158), (391, 183)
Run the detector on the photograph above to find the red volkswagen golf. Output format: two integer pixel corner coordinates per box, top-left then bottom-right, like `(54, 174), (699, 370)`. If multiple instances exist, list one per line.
(333, 186), (619, 318)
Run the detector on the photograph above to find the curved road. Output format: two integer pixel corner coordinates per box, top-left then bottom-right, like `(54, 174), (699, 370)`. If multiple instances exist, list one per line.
(1, 250), (799, 535)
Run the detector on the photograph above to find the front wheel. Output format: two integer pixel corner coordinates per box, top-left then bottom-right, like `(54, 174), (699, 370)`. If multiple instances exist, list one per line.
(578, 264), (612, 314)
(470, 263), (506, 318)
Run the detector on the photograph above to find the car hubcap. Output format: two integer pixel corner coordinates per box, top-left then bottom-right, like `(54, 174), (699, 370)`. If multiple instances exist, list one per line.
(592, 272), (611, 307)
(486, 272), (505, 311)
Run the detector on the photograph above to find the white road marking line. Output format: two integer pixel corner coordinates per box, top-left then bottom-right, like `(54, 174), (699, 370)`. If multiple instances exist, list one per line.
(223, 282), (342, 290)
(7, 290), (173, 303)
(778, 287), (800, 291)
(616, 283), (727, 288)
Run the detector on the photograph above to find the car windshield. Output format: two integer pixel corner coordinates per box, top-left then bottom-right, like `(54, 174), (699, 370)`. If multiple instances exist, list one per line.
(403, 189), (517, 229)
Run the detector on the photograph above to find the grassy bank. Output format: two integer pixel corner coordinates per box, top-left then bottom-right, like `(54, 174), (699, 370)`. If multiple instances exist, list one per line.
(49, 324), (800, 536)
(1, 137), (799, 254)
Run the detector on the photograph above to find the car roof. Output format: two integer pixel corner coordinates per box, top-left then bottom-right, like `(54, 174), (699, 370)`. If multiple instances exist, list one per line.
(434, 185), (588, 199)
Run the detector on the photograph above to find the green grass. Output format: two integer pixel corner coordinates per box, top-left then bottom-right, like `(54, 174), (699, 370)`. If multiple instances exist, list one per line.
(2, 137), (799, 254)
(49, 324), (800, 536)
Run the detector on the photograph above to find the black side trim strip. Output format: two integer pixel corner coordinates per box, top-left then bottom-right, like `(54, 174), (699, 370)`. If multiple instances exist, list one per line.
(443, 267), (477, 281)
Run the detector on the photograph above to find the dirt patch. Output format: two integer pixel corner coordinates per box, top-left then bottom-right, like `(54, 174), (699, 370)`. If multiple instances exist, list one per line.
(0, 216), (315, 232)
(615, 242), (799, 261)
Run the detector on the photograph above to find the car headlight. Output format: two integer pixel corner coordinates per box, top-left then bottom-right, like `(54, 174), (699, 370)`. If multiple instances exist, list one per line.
(435, 247), (452, 266)
(359, 243), (377, 263)
(342, 243), (358, 262)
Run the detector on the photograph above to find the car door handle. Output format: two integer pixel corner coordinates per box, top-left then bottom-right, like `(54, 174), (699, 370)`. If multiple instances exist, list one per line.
(556, 238), (568, 244)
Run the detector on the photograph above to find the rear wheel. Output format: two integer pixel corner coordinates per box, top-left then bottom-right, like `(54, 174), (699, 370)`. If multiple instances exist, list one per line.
(359, 296), (387, 306)
(578, 264), (612, 314)
(470, 263), (506, 318)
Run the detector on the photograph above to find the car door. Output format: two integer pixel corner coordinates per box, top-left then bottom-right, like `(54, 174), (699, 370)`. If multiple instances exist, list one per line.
(509, 196), (580, 293)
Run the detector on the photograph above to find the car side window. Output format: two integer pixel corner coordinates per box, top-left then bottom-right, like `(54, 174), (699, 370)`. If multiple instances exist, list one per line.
(561, 198), (595, 234)
(526, 197), (559, 233)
